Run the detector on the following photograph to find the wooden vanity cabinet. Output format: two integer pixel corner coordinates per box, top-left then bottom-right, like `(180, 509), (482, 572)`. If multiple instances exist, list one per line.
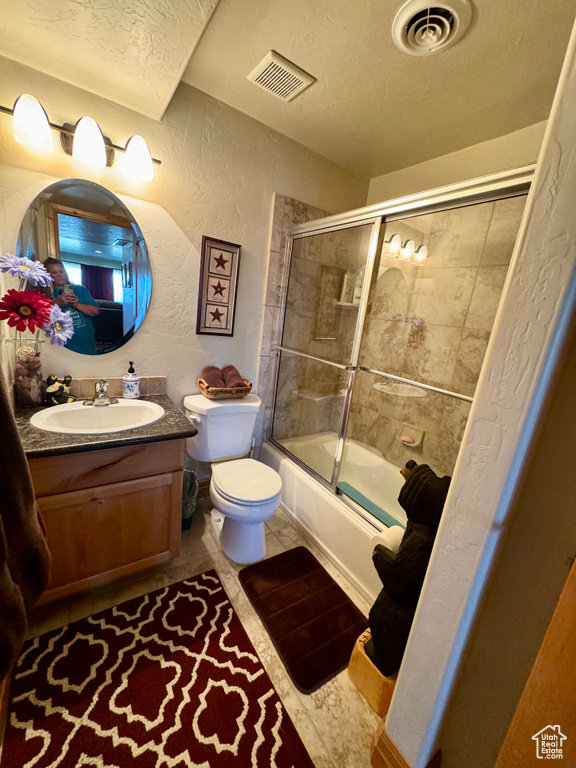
(29, 440), (185, 604)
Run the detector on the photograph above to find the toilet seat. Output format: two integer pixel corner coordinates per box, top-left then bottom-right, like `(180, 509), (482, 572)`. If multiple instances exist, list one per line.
(212, 458), (282, 505)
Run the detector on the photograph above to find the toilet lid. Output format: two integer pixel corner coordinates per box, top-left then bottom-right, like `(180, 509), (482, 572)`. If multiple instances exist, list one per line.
(212, 459), (282, 504)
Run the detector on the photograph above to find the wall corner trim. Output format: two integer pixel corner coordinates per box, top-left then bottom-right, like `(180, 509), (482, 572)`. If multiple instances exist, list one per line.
(372, 724), (442, 768)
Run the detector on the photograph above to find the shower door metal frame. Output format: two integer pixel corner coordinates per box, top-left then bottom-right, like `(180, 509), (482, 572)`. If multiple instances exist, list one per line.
(273, 215), (383, 489)
(268, 164), (534, 520)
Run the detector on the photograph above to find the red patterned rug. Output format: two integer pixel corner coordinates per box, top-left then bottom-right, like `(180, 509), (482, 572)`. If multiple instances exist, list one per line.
(1, 571), (315, 767)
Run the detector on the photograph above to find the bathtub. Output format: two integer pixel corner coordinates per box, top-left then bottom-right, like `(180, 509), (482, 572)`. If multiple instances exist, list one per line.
(261, 432), (407, 602)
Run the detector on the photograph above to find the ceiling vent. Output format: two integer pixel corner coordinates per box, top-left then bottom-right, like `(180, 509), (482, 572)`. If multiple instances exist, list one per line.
(247, 51), (315, 102)
(392, 0), (472, 56)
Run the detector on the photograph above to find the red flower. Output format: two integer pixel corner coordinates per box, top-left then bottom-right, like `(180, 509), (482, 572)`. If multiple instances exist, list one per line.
(0, 289), (52, 332)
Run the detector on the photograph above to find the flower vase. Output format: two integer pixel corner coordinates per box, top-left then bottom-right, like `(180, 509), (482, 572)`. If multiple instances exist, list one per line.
(14, 342), (45, 408)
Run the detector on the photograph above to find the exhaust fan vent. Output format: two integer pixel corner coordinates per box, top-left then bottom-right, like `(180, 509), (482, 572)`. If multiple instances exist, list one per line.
(248, 51), (315, 102)
(392, 0), (472, 56)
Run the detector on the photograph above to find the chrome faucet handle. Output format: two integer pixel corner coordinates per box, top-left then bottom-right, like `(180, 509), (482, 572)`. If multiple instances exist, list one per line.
(95, 379), (109, 396)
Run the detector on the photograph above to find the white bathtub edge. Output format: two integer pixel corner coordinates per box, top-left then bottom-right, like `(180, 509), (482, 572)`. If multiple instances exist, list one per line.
(262, 441), (393, 603)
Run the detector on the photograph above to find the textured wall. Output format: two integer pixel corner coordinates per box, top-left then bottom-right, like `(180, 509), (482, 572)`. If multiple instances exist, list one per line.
(0, 57), (368, 412)
(367, 122), (546, 205)
(385, 23), (576, 768)
(0, 0), (220, 120)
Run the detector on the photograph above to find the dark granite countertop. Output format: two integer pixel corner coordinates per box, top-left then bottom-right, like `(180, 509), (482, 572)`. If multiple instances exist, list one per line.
(15, 395), (197, 459)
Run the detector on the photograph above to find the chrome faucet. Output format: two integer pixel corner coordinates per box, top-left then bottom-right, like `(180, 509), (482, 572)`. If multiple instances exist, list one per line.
(83, 379), (119, 406)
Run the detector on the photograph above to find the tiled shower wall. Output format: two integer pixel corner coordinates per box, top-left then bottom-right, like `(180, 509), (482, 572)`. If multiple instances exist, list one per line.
(271, 225), (374, 443)
(252, 194), (327, 457)
(347, 195), (527, 475)
(255, 193), (526, 478)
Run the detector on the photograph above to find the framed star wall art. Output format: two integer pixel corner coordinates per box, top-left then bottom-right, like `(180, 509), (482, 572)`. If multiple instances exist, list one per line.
(196, 236), (242, 336)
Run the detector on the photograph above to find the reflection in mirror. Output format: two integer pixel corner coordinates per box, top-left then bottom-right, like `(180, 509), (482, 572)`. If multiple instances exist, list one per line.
(17, 179), (152, 355)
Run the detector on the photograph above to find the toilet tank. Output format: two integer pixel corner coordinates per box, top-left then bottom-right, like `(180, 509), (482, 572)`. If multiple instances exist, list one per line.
(183, 393), (261, 462)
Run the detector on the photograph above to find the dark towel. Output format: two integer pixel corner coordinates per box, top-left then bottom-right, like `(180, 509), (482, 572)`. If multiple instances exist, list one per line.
(0, 369), (51, 681)
(398, 464), (451, 528)
(201, 365), (226, 388)
(221, 364), (245, 388)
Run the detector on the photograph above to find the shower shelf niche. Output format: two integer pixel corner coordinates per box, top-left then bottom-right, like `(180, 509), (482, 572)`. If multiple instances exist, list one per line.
(372, 381), (427, 398)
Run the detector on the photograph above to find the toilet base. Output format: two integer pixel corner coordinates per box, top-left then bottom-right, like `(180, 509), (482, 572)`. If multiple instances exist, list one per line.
(217, 514), (266, 564)
(210, 509), (224, 540)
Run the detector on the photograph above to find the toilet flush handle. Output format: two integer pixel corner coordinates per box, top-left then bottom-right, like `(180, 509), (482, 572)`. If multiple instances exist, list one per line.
(188, 414), (202, 425)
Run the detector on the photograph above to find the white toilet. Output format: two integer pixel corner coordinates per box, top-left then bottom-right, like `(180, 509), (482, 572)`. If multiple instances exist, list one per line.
(183, 393), (282, 564)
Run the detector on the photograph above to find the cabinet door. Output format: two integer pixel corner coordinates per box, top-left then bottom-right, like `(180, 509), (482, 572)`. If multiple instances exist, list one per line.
(38, 471), (182, 602)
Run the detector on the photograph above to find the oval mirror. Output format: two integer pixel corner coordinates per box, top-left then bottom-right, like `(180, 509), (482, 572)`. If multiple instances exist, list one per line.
(17, 179), (152, 355)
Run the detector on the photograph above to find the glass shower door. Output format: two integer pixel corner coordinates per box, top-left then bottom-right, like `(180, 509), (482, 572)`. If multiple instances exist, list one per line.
(338, 194), (527, 526)
(271, 220), (380, 484)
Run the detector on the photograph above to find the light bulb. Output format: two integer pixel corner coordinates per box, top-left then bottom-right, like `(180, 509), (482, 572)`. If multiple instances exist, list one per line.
(12, 94), (53, 152)
(400, 239), (415, 261)
(73, 116), (107, 167)
(124, 135), (154, 182)
(384, 233), (402, 257)
(414, 245), (428, 266)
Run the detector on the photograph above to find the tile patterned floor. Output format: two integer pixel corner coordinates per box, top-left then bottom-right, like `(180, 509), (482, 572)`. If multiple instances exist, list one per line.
(27, 501), (381, 768)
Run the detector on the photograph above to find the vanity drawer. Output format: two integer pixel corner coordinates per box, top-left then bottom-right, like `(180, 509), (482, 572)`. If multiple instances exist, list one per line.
(28, 440), (184, 496)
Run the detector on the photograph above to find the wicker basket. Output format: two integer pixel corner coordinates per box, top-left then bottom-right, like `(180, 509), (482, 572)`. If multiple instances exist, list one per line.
(198, 377), (252, 400)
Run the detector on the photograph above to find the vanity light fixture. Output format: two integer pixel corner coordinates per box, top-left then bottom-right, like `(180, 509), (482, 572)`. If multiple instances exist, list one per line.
(12, 94), (53, 153)
(124, 135), (154, 182)
(382, 233), (428, 265)
(71, 116), (107, 168)
(400, 239), (415, 260)
(383, 233), (402, 257)
(413, 245), (428, 266)
(0, 94), (161, 181)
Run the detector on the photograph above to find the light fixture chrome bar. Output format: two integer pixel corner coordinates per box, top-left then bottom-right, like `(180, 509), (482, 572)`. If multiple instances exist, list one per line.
(0, 103), (161, 165)
(290, 165), (534, 235)
(274, 345), (351, 370)
(358, 366), (474, 403)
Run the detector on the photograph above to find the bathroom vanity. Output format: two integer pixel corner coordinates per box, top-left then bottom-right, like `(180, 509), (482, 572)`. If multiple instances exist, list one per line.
(15, 395), (197, 604)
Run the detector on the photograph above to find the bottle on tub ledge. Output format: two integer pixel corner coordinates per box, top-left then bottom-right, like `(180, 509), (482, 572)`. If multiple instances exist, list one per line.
(122, 361), (140, 399)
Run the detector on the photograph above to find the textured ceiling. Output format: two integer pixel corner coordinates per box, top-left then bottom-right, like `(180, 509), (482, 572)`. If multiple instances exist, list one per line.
(0, 0), (220, 120)
(182, 0), (576, 177)
(1, 0), (575, 177)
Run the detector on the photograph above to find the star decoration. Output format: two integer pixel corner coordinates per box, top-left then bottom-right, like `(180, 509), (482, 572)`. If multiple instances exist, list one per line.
(210, 307), (224, 324)
(212, 281), (226, 297)
(213, 253), (229, 270)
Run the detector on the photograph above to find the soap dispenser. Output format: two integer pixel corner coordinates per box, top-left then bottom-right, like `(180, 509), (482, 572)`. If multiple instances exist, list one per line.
(122, 361), (140, 399)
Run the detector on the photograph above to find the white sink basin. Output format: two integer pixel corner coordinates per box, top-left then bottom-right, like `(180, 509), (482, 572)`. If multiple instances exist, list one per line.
(30, 400), (165, 434)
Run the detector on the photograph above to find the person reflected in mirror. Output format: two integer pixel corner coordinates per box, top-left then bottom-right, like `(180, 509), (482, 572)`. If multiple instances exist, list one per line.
(44, 258), (100, 355)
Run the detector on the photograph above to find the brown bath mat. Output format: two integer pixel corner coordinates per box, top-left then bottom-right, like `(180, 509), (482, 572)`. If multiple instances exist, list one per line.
(239, 546), (368, 693)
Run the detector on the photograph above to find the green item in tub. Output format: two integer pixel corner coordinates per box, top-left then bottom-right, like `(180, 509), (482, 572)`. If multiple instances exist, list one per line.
(337, 481), (406, 530)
